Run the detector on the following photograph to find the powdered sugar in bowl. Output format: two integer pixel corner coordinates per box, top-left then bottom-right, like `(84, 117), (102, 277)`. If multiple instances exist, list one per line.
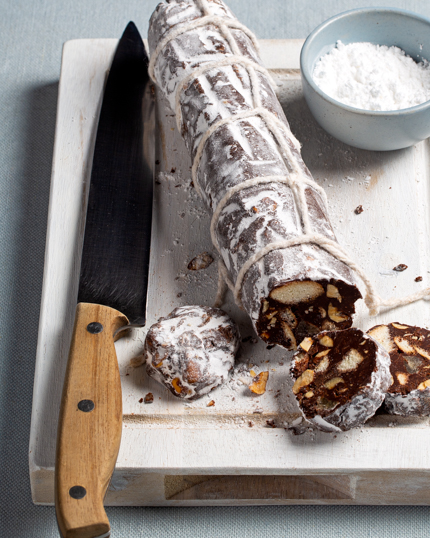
(300, 8), (430, 151)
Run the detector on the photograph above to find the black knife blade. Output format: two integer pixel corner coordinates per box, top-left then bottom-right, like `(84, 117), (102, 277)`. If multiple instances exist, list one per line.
(55, 22), (154, 538)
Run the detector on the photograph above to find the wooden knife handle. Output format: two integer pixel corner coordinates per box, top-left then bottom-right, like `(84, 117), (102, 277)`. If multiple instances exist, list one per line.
(55, 302), (128, 538)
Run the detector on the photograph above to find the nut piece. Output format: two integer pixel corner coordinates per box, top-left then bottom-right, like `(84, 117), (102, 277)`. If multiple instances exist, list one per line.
(270, 281), (324, 305)
(299, 337), (314, 352)
(279, 307), (297, 328)
(318, 307), (327, 318)
(319, 335), (334, 348)
(397, 373), (408, 385)
(315, 349), (330, 358)
(315, 356), (330, 373)
(249, 371), (269, 395)
(391, 323), (409, 330)
(326, 284), (342, 302)
(328, 303), (349, 323)
(394, 336), (415, 354)
(324, 377), (344, 390)
(367, 325), (396, 353)
(281, 322), (297, 349)
(292, 369), (315, 394)
(144, 392), (154, 403)
(418, 379), (430, 391)
(337, 348), (364, 372)
(187, 252), (214, 271)
(414, 346), (430, 360)
(171, 378), (183, 394)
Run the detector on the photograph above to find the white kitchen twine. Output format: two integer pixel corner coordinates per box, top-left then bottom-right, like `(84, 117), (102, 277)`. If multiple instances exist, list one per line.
(152, 0), (430, 316)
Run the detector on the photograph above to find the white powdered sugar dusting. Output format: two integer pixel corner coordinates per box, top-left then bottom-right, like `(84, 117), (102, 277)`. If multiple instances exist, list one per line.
(313, 40), (430, 111)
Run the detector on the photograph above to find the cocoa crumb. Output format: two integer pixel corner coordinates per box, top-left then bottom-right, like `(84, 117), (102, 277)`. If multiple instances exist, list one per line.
(266, 344), (275, 350)
(155, 180), (161, 185)
(207, 400), (215, 407)
(139, 398), (144, 403)
(266, 419), (277, 428)
(248, 421), (254, 427)
(144, 393), (154, 404)
(177, 292), (183, 298)
(415, 276), (423, 282)
(354, 205), (364, 214)
(171, 167), (176, 173)
(155, 160), (160, 165)
(188, 252), (214, 270)
(393, 264), (408, 272)
(242, 335), (252, 343)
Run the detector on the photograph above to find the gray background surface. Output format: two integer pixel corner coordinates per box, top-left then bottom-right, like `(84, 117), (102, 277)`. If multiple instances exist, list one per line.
(2, 0), (430, 536)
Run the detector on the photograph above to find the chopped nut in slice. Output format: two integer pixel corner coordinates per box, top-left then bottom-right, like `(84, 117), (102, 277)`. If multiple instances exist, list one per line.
(281, 322), (297, 349)
(391, 323), (409, 330)
(414, 346), (430, 360)
(292, 369), (314, 394)
(404, 356), (423, 374)
(249, 371), (269, 395)
(418, 379), (430, 391)
(250, 369), (257, 377)
(367, 324), (396, 353)
(279, 307), (297, 328)
(318, 307), (327, 319)
(328, 303), (349, 323)
(326, 284), (342, 302)
(270, 281), (324, 305)
(396, 373), (408, 385)
(315, 356), (330, 373)
(304, 391), (314, 398)
(299, 337), (313, 352)
(262, 300), (269, 313)
(319, 335), (334, 348)
(315, 349), (330, 358)
(337, 348), (364, 372)
(394, 336), (415, 354)
(324, 377), (344, 390)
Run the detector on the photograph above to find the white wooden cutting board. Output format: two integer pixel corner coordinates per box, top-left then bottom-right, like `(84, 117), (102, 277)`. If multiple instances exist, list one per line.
(29, 38), (430, 506)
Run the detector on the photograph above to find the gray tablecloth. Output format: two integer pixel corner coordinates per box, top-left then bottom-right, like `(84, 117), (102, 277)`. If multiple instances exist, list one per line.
(2, 0), (430, 535)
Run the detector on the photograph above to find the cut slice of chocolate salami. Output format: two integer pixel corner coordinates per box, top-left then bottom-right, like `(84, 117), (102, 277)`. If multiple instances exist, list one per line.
(148, 0), (362, 350)
(290, 328), (391, 432)
(367, 322), (430, 416)
(144, 306), (240, 400)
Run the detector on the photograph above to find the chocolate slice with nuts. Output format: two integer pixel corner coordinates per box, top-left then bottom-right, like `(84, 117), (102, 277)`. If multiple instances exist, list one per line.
(368, 322), (430, 416)
(290, 328), (391, 432)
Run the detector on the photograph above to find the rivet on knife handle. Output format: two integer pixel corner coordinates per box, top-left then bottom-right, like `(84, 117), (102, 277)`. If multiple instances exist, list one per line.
(55, 303), (128, 538)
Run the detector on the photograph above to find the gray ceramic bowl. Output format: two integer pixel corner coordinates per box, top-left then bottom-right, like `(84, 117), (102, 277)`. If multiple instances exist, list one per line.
(300, 8), (430, 151)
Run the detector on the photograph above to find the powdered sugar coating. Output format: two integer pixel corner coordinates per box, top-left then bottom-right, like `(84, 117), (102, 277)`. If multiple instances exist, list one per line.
(385, 389), (430, 416)
(144, 305), (239, 400)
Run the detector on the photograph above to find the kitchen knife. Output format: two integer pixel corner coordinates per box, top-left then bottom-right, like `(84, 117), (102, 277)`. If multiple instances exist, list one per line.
(55, 22), (154, 538)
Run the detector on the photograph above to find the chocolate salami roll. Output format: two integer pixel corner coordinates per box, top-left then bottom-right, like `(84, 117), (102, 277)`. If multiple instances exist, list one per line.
(368, 322), (430, 416)
(148, 0), (361, 349)
(290, 329), (391, 432)
(144, 305), (239, 400)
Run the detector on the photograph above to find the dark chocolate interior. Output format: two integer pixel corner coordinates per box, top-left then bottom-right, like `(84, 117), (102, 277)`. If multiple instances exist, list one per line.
(291, 328), (377, 418)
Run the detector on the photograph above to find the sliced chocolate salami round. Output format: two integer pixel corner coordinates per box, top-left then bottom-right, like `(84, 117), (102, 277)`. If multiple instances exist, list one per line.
(290, 328), (391, 432)
(367, 322), (430, 416)
(144, 305), (239, 400)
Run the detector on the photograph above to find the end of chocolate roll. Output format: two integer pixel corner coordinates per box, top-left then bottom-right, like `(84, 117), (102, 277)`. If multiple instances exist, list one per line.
(368, 322), (430, 416)
(256, 279), (362, 350)
(290, 328), (390, 432)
